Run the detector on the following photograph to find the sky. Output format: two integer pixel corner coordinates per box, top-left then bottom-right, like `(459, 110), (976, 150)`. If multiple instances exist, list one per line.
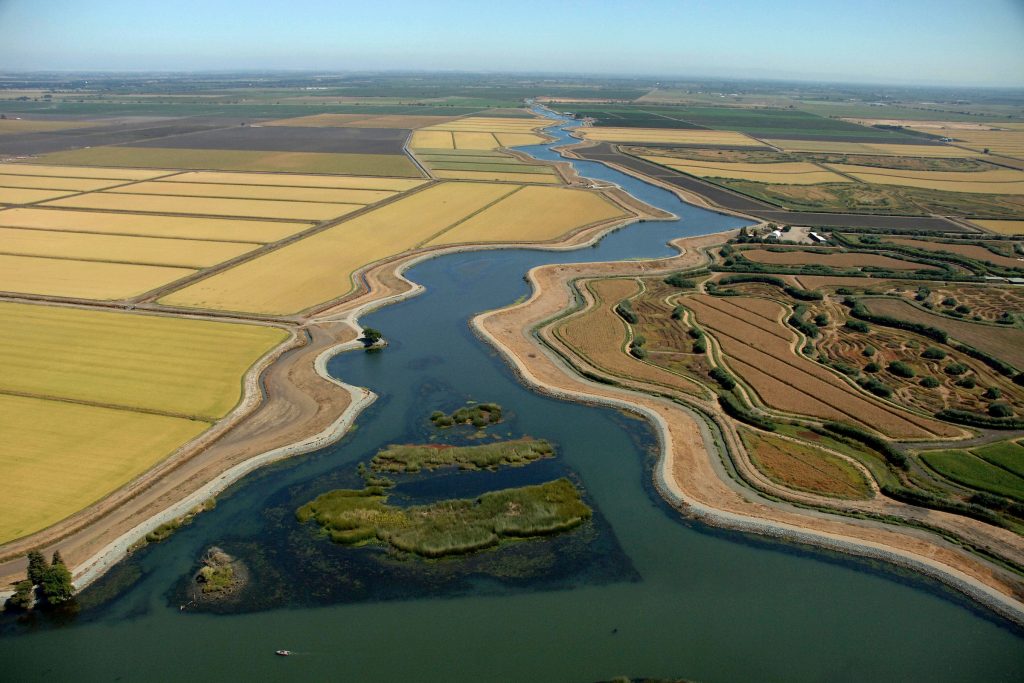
(1, 0), (1023, 87)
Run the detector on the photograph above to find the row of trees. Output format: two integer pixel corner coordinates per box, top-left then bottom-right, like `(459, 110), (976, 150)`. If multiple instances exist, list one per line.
(6, 550), (74, 611)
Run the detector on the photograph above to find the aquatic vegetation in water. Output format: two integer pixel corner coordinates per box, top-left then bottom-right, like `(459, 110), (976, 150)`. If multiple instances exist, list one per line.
(296, 478), (591, 558)
(371, 437), (553, 472)
(430, 402), (503, 429)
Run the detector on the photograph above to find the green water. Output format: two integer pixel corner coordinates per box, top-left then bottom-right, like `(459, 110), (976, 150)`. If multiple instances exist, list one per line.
(1, 115), (1021, 681)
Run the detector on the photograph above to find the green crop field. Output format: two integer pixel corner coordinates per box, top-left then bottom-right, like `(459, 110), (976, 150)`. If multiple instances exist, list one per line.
(972, 440), (1024, 479)
(920, 449), (1024, 501)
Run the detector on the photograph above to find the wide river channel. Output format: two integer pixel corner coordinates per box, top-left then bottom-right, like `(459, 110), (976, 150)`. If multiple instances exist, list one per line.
(1, 111), (1022, 681)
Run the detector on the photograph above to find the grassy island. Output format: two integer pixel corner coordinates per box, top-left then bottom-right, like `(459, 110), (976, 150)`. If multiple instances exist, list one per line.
(430, 402), (503, 428)
(296, 478), (591, 557)
(371, 437), (554, 472)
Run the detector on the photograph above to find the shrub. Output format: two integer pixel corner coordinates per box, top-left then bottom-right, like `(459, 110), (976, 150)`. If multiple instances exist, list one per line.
(664, 273), (696, 289)
(983, 387), (1002, 400)
(692, 338), (707, 354)
(822, 422), (907, 470)
(671, 305), (684, 320)
(710, 367), (736, 390)
(718, 392), (776, 431)
(862, 345), (875, 357)
(941, 297), (957, 307)
(936, 409), (1024, 429)
(955, 304), (971, 314)
(920, 376), (940, 388)
(845, 320), (870, 333)
(858, 377), (893, 397)
(836, 287), (854, 295)
(945, 362), (969, 376)
(615, 300), (638, 324)
(989, 402), (1014, 418)
(814, 313), (829, 326)
(921, 346), (946, 360)
(888, 361), (916, 378)
(864, 362), (880, 373)
(956, 377), (976, 389)
(629, 346), (647, 360)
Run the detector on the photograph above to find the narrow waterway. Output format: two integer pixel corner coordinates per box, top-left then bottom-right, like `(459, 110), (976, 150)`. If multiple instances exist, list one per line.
(1, 112), (1021, 682)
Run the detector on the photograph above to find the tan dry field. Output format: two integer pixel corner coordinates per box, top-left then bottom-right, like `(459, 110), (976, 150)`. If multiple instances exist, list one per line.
(0, 119), (97, 135)
(682, 294), (955, 438)
(0, 163), (170, 180)
(411, 117), (550, 151)
(640, 155), (848, 184)
(494, 132), (548, 147)
(264, 113), (456, 129)
(0, 187), (78, 204)
(0, 207), (312, 243)
(426, 186), (627, 246)
(43, 192), (362, 221)
(741, 248), (936, 271)
(0, 394), (209, 543)
(114, 180), (397, 205)
(556, 278), (704, 396)
(159, 182), (521, 314)
(764, 140), (985, 157)
(411, 130), (455, 149)
(909, 127), (1024, 159)
(828, 163), (1024, 194)
(0, 253), (194, 300)
(793, 275), (899, 290)
(739, 428), (870, 499)
(0, 174), (127, 192)
(0, 227), (257, 268)
(0, 301), (289, 418)
(862, 298), (1024, 369)
(579, 127), (764, 146)
(453, 132), (501, 150)
(30, 148), (423, 177)
(430, 169), (562, 184)
(886, 238), (1024, 269)
(159, 171), (425, 191)
(973, 219), (1024, 235)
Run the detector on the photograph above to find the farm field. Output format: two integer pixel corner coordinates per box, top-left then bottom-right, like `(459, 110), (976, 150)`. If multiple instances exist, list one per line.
(158, 171), (425, 191)
(739, 429), (871, 499)
(0, 163), (170, 180)
(43, 192), (362, 221)
(884, 237), (1024, 269)
(907, 284), (1024, 323)
(410, 116), (551, 151)
(266, 113), (458, 128)
(739, 248), (938, 271)
(114, 181), (399, 204)
(973, 219), (1024, 235)
(0, 394), (209, 543)
(827, 164), (1024, 194)
(0, 253), (194, 299)
(919, 449), (1024, 502)
(159, 182), (522, 314)
(862, 297), (1024, 369)
(577, 127), (764, 146)
(909, 127), (1024, 159)
(555, 278), (704, 397)
(414, 147), (561, 183)
(0, 187), (78, 204)
(0, 301), (289, 418)
(426, 186), (626, 245)
(764, 140), (984, 157)
(0, 227), (257, 268)
(0, 174), (129, 192)
(639, 155), (848, 184)
(681, 294), (955, 438)
(0, 119), (97, 135)
(29, 147), (423, 177)
(0, 207), (313, 242)
(973, 441), (1024, 478)
(430, 169), (561, 183)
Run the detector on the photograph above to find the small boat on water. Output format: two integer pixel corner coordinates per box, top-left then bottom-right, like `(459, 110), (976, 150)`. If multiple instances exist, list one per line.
(275, 650), (292, 657)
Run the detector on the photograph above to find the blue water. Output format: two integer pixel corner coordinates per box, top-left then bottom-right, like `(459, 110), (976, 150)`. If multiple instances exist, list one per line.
(1, 110), (1021, 683)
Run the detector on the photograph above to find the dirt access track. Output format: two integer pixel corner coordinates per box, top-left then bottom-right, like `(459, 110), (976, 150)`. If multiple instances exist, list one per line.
(471, 232), (1024, 626)
(571, 142), (971, 233)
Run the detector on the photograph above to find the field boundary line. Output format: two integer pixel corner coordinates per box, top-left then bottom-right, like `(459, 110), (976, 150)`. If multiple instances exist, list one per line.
(0, 388), (217, 423)
(414, 184), (524, 248)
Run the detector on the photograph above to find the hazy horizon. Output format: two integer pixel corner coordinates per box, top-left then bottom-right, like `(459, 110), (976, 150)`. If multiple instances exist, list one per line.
(1, 0), (1023, 88)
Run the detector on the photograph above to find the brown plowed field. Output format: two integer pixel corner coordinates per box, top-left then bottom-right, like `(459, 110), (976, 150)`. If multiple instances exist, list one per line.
(741, 248), (938, 271)
(556, 279), (703, 397)
(863, 298), (1024, 369)
(683, 294), (958, 438)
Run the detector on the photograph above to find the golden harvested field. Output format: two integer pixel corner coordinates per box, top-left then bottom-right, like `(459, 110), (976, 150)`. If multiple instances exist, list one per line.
(764, 140), (985, 157)
(427, 186), (628, 246)
(579, 128), (765, 146)
(739, 428), (871, 499)
(265, 113), (456, 129)
(159, 171), (424, 191)
(454, 132), (501, 150)
(0, 227), (257, 268)
(32, 147), (423, 177)
(424, 117), (550, 132)
(862, 298), (1024, 369)
(44, 192), (362, 221)
(912, 128), (1024, 159)
(887, 238), (1024, 269)
(160, 182), (519, 314)
(114, 181), (397, 204)
(640, 155), (848, 184)
(0, 394), (209, 543)
(0, 254), (194, 300)
(556, 279), (703, 396)
(827, 164), (1024, 194)
(0, 119), (97, 135)
(683, 294), (953, 438)
(0, 174), (125, 192)
(430, 169), (562, 183)
(0, 187), (77, 204)
(0, 207), (311, 243)
(494, 132), (547, 147)
(0, 301), (289, 418)
(741, 248), (936, 271)
(973, 219), (1024, 235)
(0, 163), (170, 180)
(411, 130), (455, 149)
